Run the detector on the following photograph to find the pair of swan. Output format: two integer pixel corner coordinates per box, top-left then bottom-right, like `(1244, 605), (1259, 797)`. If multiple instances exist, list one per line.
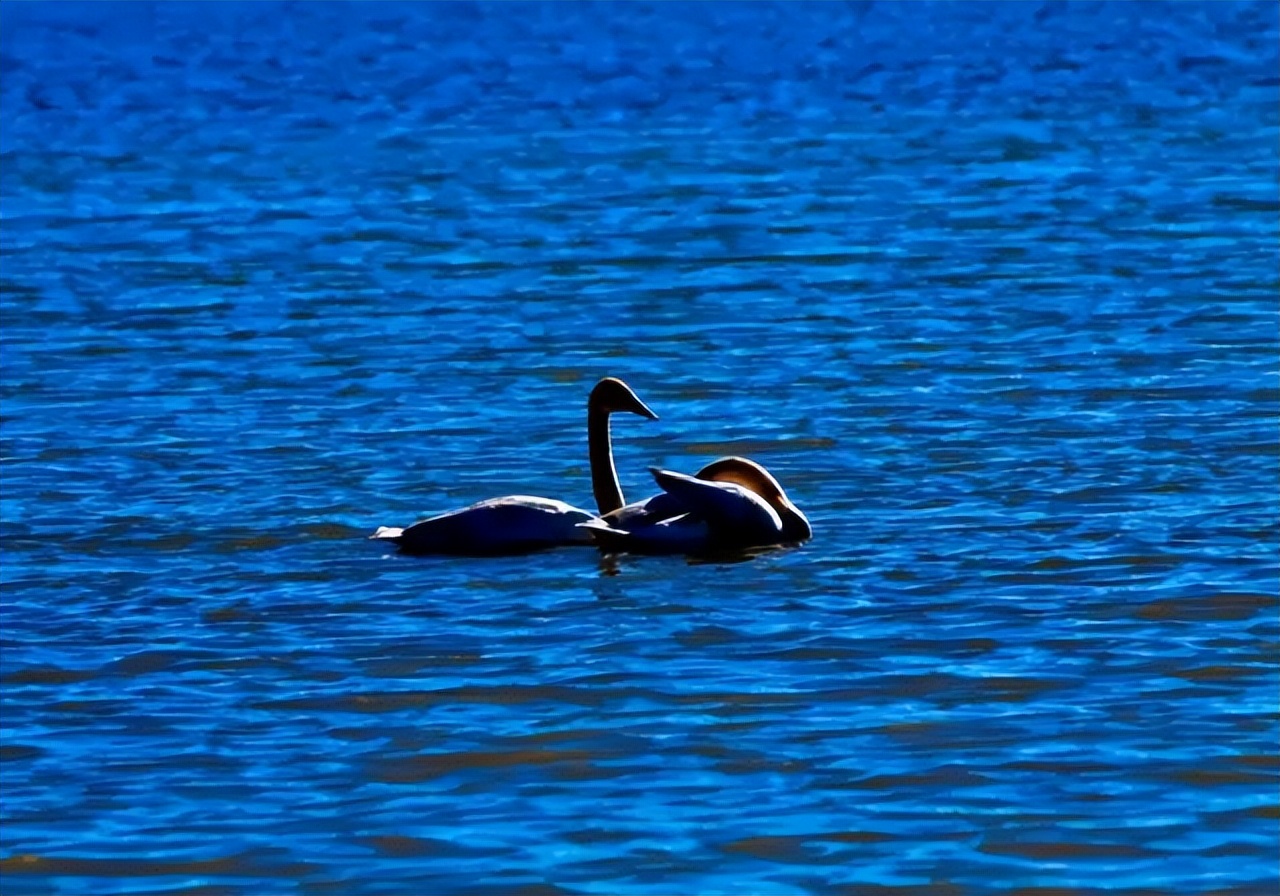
(372, 378), (810, 557)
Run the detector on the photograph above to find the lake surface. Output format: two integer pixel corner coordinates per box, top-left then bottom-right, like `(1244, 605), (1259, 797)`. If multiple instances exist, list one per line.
(2, 3), (1277, 894)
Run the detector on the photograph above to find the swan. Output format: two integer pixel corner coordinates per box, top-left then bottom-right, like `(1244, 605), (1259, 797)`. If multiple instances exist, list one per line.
(372, 377), (657, 555)
(580, 456), (811, 555)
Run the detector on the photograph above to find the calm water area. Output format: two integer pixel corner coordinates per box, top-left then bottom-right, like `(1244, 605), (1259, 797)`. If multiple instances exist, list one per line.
(1, 3), (1277, 894)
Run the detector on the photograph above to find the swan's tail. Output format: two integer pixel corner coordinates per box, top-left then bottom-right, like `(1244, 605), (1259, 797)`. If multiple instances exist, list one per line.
(576, 519), (633, 552)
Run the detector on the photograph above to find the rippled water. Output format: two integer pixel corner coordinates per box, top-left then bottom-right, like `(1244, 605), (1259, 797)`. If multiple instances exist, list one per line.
(2, 3), (1278, 894)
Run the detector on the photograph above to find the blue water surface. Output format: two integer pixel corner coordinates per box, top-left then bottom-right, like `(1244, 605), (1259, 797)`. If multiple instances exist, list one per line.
(2, 2), (1277, 894)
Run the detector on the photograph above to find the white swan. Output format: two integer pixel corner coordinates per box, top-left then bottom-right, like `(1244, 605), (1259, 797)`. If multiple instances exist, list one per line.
(372, 377), (657, 555)
(580, 456), (811, 555)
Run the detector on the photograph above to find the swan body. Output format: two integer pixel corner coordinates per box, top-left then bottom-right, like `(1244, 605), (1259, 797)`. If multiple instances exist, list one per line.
(372, 496), (595, 556)
(596, 456), (756, 532)
(649, 467), (785, 541)
(373, 377), (656, 556)
(581, 456), (811, 555)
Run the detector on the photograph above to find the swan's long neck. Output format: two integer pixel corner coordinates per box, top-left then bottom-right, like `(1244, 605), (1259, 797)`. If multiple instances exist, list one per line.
(589, 406), (624, 515)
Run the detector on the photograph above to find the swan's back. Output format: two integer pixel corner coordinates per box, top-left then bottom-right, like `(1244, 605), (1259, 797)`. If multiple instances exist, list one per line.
(649, 467), (783, 544)
(381, 496), (595, 556)
(693, 456), (811, 542)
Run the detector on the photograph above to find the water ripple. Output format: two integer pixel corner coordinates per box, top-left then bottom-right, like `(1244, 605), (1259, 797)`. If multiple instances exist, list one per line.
(2, 2), (1277, 895)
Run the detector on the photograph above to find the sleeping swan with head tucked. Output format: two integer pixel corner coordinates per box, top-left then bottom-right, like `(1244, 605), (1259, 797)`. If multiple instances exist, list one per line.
(580, 456), (811, 555)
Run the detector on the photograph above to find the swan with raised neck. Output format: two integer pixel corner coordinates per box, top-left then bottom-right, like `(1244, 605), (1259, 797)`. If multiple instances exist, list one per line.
(372, 377), (657, 555)
(588, 376), (658, 515)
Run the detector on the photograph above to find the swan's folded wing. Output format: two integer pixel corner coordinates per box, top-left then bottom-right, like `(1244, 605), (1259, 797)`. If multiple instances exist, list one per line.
(649, 467), (782, 537)
(579, 514), (711, 554)
(601, 491), (690, 530)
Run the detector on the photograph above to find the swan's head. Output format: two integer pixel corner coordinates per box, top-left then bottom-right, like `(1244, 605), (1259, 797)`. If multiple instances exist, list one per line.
(695, 456), (812, 542)
(589, 377), (658, 420)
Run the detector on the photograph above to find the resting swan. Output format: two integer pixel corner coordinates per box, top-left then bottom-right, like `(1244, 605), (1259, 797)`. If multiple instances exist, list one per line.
(371, 378), (657, 555)
(580, 456), (811, 555)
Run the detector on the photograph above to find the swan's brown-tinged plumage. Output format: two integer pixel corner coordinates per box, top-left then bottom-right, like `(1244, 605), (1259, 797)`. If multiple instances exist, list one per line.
(691, 456), (811, 542)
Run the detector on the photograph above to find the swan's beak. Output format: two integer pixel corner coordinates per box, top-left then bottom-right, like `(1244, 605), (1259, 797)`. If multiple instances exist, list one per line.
(628, 394), (659, 421)
(778, 500), (812, 542)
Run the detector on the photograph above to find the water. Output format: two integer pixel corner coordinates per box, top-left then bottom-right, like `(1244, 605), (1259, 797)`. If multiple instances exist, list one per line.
(2, 2), (1277, 894)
